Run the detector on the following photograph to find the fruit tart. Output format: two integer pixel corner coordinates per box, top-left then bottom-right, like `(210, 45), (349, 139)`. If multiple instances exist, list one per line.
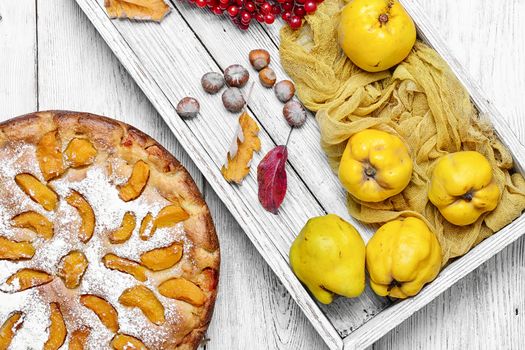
(0, 111), (220, 349)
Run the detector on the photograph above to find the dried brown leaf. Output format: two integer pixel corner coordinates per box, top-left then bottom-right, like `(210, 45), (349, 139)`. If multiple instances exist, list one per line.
(105, 0), (170, 22)
(221, 112), (261, 184)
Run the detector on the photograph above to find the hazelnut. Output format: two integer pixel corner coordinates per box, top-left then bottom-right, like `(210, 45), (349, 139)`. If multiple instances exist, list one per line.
(176, 97), (200, 118)
(274, 80), (295, 103)
(283, 100), (306, 127)
(259, 67), (276, 88)
(201, 72), (225, 94)
(222, 87), (246, 113)
(249, 49), (270, 71)
(224, 64), (249, 88)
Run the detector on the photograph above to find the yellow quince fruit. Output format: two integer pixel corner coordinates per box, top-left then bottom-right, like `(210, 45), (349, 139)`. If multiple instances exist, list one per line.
(338, 129), (413, 203)
(338, 0), (416, 72)
(428, 151), (501, 226)
(289, 214), (365, 304)
(366, 217), (442, 299)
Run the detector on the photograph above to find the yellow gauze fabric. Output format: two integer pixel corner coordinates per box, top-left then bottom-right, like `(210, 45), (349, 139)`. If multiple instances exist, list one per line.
(279, 0), (525, 264)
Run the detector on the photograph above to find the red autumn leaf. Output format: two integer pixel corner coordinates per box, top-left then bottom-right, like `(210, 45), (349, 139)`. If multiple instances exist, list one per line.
(257, 145), (288, 214)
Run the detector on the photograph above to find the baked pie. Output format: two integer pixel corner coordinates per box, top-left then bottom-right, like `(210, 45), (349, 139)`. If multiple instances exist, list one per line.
(0, 111), (220, 349)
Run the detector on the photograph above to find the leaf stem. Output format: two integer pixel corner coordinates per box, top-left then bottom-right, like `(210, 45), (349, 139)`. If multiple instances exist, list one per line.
(285, 128), (293, 147)
(243, 82), (256, 112)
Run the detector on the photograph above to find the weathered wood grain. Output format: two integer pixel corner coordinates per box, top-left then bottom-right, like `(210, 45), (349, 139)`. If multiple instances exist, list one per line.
(36, 0), (202, 184)
(0, 0), (37, 117)
(204, 186), (327, 349)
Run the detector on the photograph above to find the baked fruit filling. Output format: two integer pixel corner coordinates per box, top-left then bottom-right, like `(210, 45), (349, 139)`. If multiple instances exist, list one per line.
(66, 190), (95, 243)
(57, 251), (89, 289)
(15, 173), (59, 211)
(103, 253), (148, 282)
(80, 295), (120, 333)
(0, 112), (219, 350)
(11, 211), (54, 239)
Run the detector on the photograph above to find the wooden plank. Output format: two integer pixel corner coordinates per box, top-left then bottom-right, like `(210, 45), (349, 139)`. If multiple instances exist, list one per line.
(401, 1), (525, 168)
(0, 0), (37, 118)
(167, 1), (354, 224)
(375, 239), (525, 350)
(73, 0), (344, 348)
(203, 186), (327, 349)
(36, 0), (203, 186)
(345, 216), (525, 349)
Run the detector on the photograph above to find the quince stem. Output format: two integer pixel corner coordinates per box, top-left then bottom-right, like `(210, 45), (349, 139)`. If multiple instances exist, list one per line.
(364, 166), (377, 178)
(461, 191), (474, 202)
(387, 279), (402, 292)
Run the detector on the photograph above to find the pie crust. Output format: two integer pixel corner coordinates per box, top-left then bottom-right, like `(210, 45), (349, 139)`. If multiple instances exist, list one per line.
(0, 111), (220, 349)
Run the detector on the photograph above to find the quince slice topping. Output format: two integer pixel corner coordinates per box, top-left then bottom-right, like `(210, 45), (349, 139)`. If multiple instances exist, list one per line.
(0, 312), (24, 350)
(103, 253), (147, 282)
(69, 328), (91, 350)
(15, 174), (58, 211)
(139, 212), (153, 240)
(158, 278), (206, 306)
(64, 138), (97, 168)
(153, 204), (189, 229)
(44, 303), (67, 350)
(57, 251), (88, 289)
(118, 285), (165, 325)
(109, 211), (136, 244)
(111, 333), (148, 350)
(2, 269), (53, 292)
(140, 242), (183, 271)
(37, 131), (65, 181)
(11, 211), (54, 239)
(118, 160), (150, 202)
(80, 295), (119, 333)
(66, 190), (95, 243)
(0, 237), (35, 261)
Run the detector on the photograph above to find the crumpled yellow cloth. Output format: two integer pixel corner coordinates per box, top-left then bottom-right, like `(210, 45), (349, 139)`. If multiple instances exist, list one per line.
(279, 0), (525, 264)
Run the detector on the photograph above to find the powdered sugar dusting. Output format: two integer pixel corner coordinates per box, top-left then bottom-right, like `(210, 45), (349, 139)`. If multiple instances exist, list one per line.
(0, 141), (198, 349)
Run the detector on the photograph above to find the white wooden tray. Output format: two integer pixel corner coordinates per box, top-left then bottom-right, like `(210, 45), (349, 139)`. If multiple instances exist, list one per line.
(74, 0), (525, 348)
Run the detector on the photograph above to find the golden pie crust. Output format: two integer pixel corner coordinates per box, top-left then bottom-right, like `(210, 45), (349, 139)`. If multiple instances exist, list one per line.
(0, 111), (219, 349)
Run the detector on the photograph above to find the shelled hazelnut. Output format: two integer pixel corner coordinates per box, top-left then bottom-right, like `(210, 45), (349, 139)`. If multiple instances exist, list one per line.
(222, 87), (246, 113)
(259, 67), (276, 88)
(249, 49), (271, 71)
(201, 72), (225, 94)
(176, 97), (200, 118)
(283, 100), (306, 127)
(224, 64), (249, 88)
(274, 80), (295, 103)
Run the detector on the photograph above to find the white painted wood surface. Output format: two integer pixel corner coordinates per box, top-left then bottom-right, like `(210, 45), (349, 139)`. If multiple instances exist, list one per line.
(0, 0), (522, 349)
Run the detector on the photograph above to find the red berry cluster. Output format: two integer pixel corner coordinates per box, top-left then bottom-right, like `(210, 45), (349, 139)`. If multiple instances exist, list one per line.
(189, 0), (323, 30)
